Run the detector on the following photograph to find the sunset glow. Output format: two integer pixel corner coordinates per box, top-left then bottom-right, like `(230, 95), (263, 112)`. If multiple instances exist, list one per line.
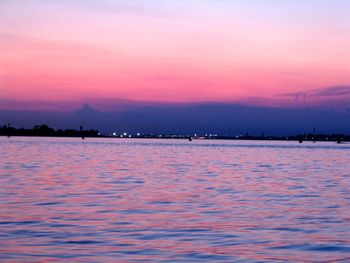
(1, 0), (350, 110)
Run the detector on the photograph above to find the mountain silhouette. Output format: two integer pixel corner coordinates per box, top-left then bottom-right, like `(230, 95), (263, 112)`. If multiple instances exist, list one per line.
(73, 104), (100, 115)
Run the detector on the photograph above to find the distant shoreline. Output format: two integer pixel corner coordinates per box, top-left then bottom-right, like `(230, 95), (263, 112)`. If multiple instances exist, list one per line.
(1, 135), (349, 143)
(1, 124), (349, 142)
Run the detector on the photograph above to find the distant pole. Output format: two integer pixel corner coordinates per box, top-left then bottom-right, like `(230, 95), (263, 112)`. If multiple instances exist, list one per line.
(313, 128), (316, 143)
(7, 123), (11, 138)
(80, 125), (85, 140)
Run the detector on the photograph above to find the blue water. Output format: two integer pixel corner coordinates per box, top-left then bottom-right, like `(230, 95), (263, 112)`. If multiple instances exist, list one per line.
(0, 137), (349, 262)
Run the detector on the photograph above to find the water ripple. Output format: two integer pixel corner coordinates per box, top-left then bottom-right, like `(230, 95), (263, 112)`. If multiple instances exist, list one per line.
(0, 137), (349, 262)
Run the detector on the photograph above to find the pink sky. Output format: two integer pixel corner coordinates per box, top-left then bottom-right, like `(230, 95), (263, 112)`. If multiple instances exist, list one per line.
(1, 0), (350, 110)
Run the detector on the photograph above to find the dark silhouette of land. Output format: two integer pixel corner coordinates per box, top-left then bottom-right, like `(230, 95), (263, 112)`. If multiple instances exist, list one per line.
(1, 124), (349, 142)
(0, 124), (99, 138)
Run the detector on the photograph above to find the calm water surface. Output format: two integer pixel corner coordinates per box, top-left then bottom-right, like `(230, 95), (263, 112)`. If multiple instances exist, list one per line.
(0, 137), (350, 262)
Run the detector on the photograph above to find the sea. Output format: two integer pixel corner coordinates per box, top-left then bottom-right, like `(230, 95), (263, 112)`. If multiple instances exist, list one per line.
(0, 137), (349, 262)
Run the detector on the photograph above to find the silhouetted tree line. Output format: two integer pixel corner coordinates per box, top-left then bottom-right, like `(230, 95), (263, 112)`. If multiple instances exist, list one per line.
(0, 124), (99, 137)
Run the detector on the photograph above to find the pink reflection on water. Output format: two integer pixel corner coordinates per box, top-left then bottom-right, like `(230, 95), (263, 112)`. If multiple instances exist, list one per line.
(0, 137), (350, 262)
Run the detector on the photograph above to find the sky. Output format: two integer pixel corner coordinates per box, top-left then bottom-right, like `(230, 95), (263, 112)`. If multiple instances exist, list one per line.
(1, 0), (350, 111)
